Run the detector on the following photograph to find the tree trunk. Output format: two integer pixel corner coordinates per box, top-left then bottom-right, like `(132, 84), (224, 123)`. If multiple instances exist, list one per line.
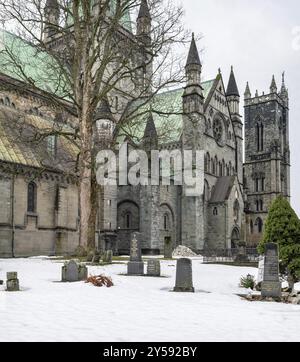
(87, 166), (98, 249)
(79, 112), (93, 248)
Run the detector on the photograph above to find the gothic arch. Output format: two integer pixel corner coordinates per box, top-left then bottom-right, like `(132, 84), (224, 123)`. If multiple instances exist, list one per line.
(231, 227), (240, 249)
(117, 200), (140, 230)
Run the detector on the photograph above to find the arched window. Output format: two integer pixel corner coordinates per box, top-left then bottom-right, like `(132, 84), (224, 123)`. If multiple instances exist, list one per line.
(27, 182), (37, 213)
(260, 200), (264, 211)
(250, 220), (254, 234)
(213, 207), (218, 216)
(5, 97), (10, 107)
(206, 152), (210, 173)
(256, 123), (264, 152)
(125, 212), (132, 229)
(164, 214), (169, 230)
(255, 218), (263, 233)
(233, 200), (240, 221)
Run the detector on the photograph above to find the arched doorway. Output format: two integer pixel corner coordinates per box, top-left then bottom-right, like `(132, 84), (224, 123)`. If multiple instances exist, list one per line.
(231, 228), (240, 249)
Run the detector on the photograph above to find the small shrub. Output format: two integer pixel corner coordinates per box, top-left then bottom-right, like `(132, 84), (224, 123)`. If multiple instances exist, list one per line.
(239, 274), (256, 290)
(86, 275), (113, 288)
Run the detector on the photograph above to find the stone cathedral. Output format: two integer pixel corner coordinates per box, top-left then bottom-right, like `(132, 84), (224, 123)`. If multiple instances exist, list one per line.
(0, 0), (291, 257)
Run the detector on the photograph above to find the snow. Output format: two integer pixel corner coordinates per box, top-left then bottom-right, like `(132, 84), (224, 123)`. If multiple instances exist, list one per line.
(0, 257), (299, 342)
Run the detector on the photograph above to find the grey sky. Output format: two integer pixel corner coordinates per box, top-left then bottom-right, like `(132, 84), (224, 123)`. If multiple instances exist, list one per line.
(180, 0), (300, 215)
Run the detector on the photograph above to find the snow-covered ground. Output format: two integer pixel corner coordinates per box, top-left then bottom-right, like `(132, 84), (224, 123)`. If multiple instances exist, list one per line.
(0, 257), (299, 342)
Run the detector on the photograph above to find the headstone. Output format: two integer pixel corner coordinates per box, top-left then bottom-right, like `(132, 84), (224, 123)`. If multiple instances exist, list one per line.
(257, 255), (265, 284)
(261, 243), (281, 298)
(62, 260), (88, 282)
(147, 259), (161, 277)
(164, 237), (173, 259)
(102, 250), (113, 264)
(0, 280), (3, 286)
(234, 242), (249, 263)
(127, 233), (144, 275)
(86, 250), (94, 262)
(6, 272), (20, 292)
(173, 258), (194, 293)
(92, 251), (100, 264)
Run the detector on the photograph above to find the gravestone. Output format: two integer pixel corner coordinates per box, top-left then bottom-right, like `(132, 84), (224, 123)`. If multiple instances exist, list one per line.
(0, 280), (3, 286)
(147, 259), (161, 277)
(234, 242), (249, 263)
(62, 260), (88, 282)
(257, 255), (265, 285)
(173, 258), (194, 293)
(164, 237), (173, 259)
(92, 251), (100, 264)
(6, 272), (20, 292)
(127, 233), (144, 275)
(102, 250), (113, 264)
(86, 250), (94, 262)
(261, 243), (281, 298)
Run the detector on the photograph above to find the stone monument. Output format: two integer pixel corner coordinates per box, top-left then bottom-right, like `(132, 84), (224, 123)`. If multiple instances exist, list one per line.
(102, 250), (113, 264)
(147, 259), (161, 277)
(164, 237), (173, 259)
(261, 243), (281, 298)
(173, 258), (194, 293)
(62, 260), (88, 282)
(6, 272), (20, 292)
(127, 233), (144, 275)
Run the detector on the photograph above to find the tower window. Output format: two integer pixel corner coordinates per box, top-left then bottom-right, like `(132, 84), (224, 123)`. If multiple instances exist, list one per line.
(261, 178), (265, 191)
(213, 207), (218, 216)
(27, 182), (37, 213)
(255, 178), (259, 192)
(164, 214), (169, 231)
(125, 212), (131, 229)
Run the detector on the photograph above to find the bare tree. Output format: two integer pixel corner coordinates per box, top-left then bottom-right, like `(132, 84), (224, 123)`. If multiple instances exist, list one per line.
(0, 0), (190, 249)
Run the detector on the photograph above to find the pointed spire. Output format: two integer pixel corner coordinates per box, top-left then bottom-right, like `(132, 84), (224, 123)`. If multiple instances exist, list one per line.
(95, 97), (114, 121)
(138, 0), (151, 19)
(186, 33), (201, 68)
(226, 66), (240, 97)
(45, 0), (58, 11)
(270, 75), (277, 93)
(144, 113), (157, 138)
(244, 82), (251, 99)
(255, 90), (259, 97)
(280, 71), (288, 96)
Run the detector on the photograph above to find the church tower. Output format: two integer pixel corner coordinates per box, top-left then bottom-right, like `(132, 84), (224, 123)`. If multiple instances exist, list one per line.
(43, 0), (60, 43)
(226, 66), (243, 186)
(181, 34), (205, 250)
(243, 74), (290, 246)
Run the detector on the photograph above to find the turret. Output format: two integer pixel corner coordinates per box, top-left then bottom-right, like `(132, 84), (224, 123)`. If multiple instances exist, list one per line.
(94, 97), (115, 146)
(280, 72), (289, 106)
(244, 82), (251, 100)
(270, 75), (278, 94)
(226, 66), (240, 115)
(226, 66), (243, 185)
(182, 33), (203, 115)
(142, 113), (158, 152)
(136, 0), (151, 46)
(44, 0), (60, 42)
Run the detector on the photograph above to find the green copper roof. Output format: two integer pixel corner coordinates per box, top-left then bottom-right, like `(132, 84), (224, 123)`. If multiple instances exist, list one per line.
(118, 79), (215, 145)
(0, 29), (68, 99)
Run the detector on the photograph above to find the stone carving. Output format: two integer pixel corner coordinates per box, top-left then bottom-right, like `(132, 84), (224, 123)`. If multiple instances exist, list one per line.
(261, 243), (281, 298)
(147, 259), (161, 277)
(127, 233), (144, 275)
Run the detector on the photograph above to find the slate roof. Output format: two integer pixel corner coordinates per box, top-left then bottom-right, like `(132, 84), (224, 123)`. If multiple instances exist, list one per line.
(118, 79), (215, 145)
(210, 176), (235, 203)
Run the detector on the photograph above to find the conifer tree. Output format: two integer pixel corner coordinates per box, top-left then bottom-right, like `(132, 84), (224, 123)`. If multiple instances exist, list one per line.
(258, 195), (300, 289)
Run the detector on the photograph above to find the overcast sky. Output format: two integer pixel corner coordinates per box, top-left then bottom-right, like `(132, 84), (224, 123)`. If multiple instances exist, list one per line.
(179, 0), (300, 216)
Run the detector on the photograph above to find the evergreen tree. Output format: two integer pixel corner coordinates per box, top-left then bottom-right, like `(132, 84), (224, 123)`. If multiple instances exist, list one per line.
(258, 195), (300, 289)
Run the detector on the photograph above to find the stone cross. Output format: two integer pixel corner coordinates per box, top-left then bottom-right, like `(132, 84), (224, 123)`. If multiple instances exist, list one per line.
(62, 260), (88, 282)
(147, 259), (161, 277)
(261, 243), (281, 298)
(6, 272), (20, 292)
(174, 258), (194, 293)
(127, 233), (144, 275)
